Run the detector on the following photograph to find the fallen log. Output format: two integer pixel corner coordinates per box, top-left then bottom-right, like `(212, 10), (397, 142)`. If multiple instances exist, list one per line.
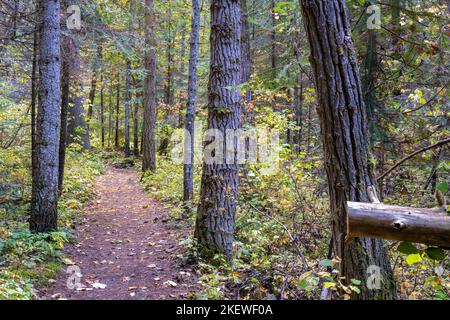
(347, 202), (450, 248)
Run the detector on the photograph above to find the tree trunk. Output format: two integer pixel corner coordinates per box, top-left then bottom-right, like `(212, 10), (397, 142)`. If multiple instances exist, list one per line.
(178, 22), (188, 127)
(362, 0), (379, 139)
(100, 73), (105, 148)
(31, 24), (39, 190)
(108, 77), (113, 149)
(142, 0), (157, 172)
(293, 71), (303, 152)
(133, 78), (140, 156)
(124, 0), (135, 157)
(58, 24), (72, 194)
(270, 0), (277, 70)
(390, 0), (401, 47)
(240, 0), (252, 102)
(183, 0), (201, 208)
(67, 31), (89, 150)
(124, 60), (131, 156)
(115, 74), (120, 149)
(292, 13), (303, 153)
(299, 0), (396, 299)
(164, 0), (174, 108)
(195, 0), (242, 259)
(87, 44), (102, 126)
(30, 0), (61, 233)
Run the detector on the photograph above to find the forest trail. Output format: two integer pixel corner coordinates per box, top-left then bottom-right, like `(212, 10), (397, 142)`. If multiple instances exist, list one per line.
(42, 167), (198, 300)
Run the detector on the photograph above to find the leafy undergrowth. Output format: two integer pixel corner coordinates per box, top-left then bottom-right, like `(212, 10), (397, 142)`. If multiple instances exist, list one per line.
(141, 152), (449, 300)
(142, 152), (339, 300)
(0, 147), (105, 300)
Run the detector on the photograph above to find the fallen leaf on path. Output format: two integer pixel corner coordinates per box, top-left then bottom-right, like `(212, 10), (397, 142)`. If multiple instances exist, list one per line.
(51, 293), (62, 299)
(164, 280), (178, 287)
(92, 282), (107, 289)
(62, 258), (75, 265)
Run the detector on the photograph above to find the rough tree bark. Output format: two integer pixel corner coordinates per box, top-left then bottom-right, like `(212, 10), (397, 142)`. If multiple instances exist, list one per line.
(142, 0), (157, 172)
(30, 0), (61, 233)
(183, 0), (201, 208)
(299, 0), (397, 299)
(195, 0), (242, 259)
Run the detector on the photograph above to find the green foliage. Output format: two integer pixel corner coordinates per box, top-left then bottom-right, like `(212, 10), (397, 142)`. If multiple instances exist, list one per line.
(396, 242), (449, 299)
(141, 157), (201, 217)
(0, 148), (104, 300)
(437, 182), (448, 194)
(398, 242), (419, 255)
(0, 270), (35, 300)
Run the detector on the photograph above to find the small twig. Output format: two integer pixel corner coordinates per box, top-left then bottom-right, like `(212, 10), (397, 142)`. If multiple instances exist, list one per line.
(280, 253), (299, 300)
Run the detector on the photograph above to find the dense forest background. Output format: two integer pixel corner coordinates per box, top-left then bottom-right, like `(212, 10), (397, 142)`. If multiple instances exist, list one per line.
(0, 0), (448, 300)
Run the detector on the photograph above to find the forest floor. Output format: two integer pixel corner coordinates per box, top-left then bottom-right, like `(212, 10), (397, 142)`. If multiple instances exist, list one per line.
(40, 166), (198, 300)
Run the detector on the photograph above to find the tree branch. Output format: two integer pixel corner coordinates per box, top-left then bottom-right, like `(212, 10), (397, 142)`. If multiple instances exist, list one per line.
(377, 138), (450, 182)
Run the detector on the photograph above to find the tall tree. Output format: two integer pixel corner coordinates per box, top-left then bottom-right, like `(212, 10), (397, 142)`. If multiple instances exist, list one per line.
(133, 79), (140, 156)
(58, 12), (73, 193)
(270, 0), (277, 70)
(163, 0), (175, 108)
(183, 0), (201, 208)
(142, 0), (157, 172)
(195, 0), (242, 259)
(292, 13), (303, 153)
(362, 0), (380, 139)
(240, 0), (252, 102)
(30, 0), (61, 233)
(31, 22), (39, 192)
(86, 44), (102, 145)
(115, 73), (120, 148)
(299, 0), (396, 299)
(108, 76), (114, 148)
(124, 0), (135, 157)
(66, 30), (89, 149)
(100, 73), (105, 147)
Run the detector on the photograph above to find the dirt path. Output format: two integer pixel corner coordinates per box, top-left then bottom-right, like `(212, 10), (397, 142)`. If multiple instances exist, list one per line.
(42, 167), (198, 300)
